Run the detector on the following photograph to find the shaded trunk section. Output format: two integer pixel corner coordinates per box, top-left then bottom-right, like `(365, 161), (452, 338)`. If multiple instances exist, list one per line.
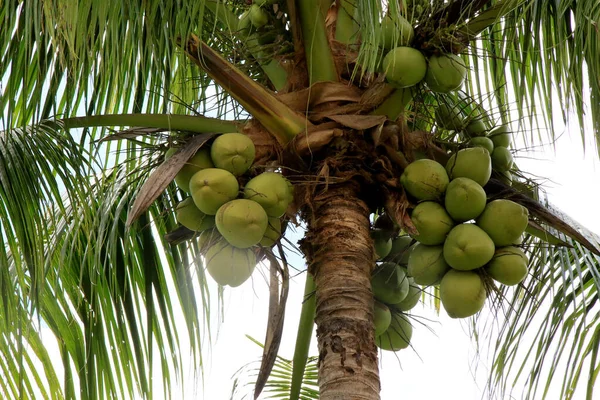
(302, 181), (380, 400)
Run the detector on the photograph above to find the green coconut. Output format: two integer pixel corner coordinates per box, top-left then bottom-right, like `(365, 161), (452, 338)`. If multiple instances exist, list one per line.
(248, 4), (268, 28)
(468, 136), (494, 154)
(166, 148), (215, 193)
(488, 125), (512, 148)
(372, 231), (393, 259)
(383, 46), (427, 88)
(445, 147), (492, 187)
(215, 199), (268, 248)
(465, 118), (487, 137)
(189, 168), (240, 215)
(407, 244), (450, 286)
(440, 269), (486, 318)
(444, 177), (487, 222)
(371, 262), (410, 304)
(210, 133), (256, 176)
(205, 239), (257, 287)
(243, 172), (292, 217)
(176, 197), (216, 231)
(380, 15), (414, 49)
(498, 170), (513, 186)
(385, 236), (414, 265)
(259, 217), (282, 247)
(197, 228), (222, 252)
(477, 199), (529, 247)
(486, 246), (528, 286)
(400, 159), (449, 201)
(425, 54), (467, 93)
(409, 202), (454, 245)
(376, 313), (413, 351)
(443, 224), (495, 270)
(392, 278), (421, 311)
(491, 147), (514, 172)
(374, 301), (392, 337)
(435, 103), (465, 131)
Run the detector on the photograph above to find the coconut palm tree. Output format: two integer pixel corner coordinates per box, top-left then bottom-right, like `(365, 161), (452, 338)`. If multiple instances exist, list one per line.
(1, 0), (599, 399)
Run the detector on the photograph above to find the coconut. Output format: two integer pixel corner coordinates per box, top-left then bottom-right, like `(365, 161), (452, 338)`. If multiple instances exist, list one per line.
(210, 133), (255, 176)
(407, 244), (449, 286)
(444, 177), (487, 222)
(376, 313), (413, 351)
(400, 159), (449, 201)
(383, 47), (427, 88)
(476, 199), (529, 246)
(443, 224), (495, 270)
(491, 147), (514, 172)
(248, 4), (268, 28)
(374, 301), (392, 337)
(189, 168), (240, 215)
(468, 137), (494, 154)
(259, 217), (282, 247)
(385, 236), (414, 265)
(410, 202), (454, 245)
(465, 118), (487, 137)
(440, 269), (486, 318)
(380, 15), (414, 49)
(392, 278), (421, 311)
(215, 199), (268, 248)
(205, 239), (257, 287)
(372, 232), (393, 259)
(486, 246), (529, 286)
(243, 172), (292, 217)
(445, 147), (492, 187)
(488, 125), (512, 148)
(166, 148), (215, 193)
(197, 228), (222, 252)
(371, 262), (410, 304)
(176, 197), (216, 231)
(498, 170), (513, 186)
(436, 103), (465, 131)
(425, 54), (467, 93)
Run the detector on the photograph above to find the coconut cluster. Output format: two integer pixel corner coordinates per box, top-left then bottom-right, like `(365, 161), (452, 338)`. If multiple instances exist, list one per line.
(377, 15), (467, 93)
(370, 224), (419, 352)
(166, 133), (293, 287)
(385, 154), (531, 323)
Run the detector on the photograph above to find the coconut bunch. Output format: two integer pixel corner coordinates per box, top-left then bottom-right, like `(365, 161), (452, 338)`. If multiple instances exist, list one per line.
(166, 132), (293, 287)
(368, 250), (418, 353)
(394, 151), (530, 320)
(367, 216), (420, 352)
(375, 14), (467, 93)
(436, 105), (516, 185)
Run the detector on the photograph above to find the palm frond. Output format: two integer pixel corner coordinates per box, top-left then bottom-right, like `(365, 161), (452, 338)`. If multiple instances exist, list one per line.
(231, 336), (319, 400)
(462, 0), (600, 155)
(1, 120), (212, 399)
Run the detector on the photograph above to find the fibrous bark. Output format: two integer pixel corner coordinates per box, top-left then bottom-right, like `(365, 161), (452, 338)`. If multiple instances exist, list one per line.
(301, 181), (380, 400)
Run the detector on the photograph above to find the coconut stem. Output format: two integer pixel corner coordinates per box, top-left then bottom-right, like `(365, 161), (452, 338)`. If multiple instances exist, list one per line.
(303, 181), (380, 399)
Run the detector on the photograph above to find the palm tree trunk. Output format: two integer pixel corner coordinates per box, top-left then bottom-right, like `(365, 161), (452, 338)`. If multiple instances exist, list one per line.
(302, 180), (380, 400)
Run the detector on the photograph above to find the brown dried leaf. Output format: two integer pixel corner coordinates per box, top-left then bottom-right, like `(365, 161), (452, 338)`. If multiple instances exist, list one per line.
(385, 189), (417, 236)
(254, 251), (289, 400)
(126, 133), (215, 226)
(328, 114), (386, 130)
(292, 128), (344, 155)
(277, 81), (362, 111)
